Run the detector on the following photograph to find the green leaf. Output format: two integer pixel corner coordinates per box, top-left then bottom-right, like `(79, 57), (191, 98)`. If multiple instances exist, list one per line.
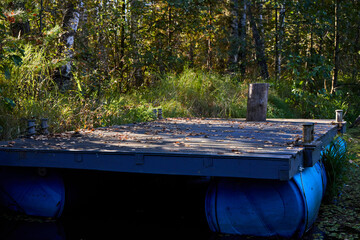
(4, 66), (11, 79)
(11, 55), (22, 66)
(3, 97), (16, 108)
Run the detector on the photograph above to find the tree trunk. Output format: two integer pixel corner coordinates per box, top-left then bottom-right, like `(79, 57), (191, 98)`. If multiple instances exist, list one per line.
(55, 2), (81, 90)
(352, 22), (360, 83)
(247, 1), (269, 80)
(228, 0), (240, 71)
(275, 5), (285, 82)
(331, 0), (340, 94)
(239, 0), (247, 75)
(206, 4), (213, 70)
(39, 0), (44, 34)
(119, 0), (126, 88)
(168, 5), (172, 50)
(189, 40), (195, 68)
(130, 0), (144, 87)
(246, 83), (269, 121)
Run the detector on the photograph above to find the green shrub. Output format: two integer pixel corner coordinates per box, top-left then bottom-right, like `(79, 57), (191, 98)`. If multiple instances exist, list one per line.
(151, 68), (248, 118)
(322, 136), (354, 202)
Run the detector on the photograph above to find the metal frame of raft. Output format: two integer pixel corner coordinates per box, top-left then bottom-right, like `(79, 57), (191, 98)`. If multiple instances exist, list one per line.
(0, 118), (346, 238)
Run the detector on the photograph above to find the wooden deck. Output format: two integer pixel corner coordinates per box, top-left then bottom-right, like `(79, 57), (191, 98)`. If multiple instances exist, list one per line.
(0, 118), (341, 180)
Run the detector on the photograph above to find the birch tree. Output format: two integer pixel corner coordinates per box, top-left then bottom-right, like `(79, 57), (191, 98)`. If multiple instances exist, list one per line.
(228, 0), (240, 71)
(239, 0), (247, 74)
(275, 4), (285, 81)
(331, 0), (340, 94)
(55, 1), (81, 90)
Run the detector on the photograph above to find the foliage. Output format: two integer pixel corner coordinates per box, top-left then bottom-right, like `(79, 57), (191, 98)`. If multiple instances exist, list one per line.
(0, 6), (25, 134)
(321, 136), (355, 202)
(151, 68), (247, 118)
(0, 0), (360, 138)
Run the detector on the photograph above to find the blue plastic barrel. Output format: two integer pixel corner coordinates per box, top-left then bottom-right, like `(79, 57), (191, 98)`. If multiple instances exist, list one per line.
(205, 136), (348, 238)
(205, 161), (327, 238)
(321, 136), (347, 158)
(0, 167), (65, 218)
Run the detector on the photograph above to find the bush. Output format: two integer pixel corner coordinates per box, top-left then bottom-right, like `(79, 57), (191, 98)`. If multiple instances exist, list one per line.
(322, 136), (354, 202)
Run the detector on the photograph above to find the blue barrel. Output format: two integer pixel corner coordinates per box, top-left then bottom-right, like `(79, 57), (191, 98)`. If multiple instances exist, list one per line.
(321, 136), (347, 158)
(0, 167), (65, 218)
(205, 161), (327, 238)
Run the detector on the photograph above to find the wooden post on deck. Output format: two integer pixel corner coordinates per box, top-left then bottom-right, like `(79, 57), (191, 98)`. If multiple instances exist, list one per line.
(27, 119), (36, 136)
(40, 118), (49, 135)
(302, 123), (314, 143)
(158, 108), (163, 120)
(336, 109), (344, 134)
(335, 110), (343, 123)
(246, 83), (269, 121)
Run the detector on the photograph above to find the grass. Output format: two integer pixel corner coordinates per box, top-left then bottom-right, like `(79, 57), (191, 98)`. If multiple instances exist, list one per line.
(3, 43), (354, 140)
(1, 66), (297, 140)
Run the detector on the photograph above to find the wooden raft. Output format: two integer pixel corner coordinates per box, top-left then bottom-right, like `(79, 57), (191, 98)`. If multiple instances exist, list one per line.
(0, 118), (340, 180)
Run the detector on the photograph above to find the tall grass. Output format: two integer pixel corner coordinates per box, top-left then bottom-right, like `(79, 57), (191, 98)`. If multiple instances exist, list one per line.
(322, 136), (354, 202)
(150, 68), (248, 118)
(1, 46), (301, 140)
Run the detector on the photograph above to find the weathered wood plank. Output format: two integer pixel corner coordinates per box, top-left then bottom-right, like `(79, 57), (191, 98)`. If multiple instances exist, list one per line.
(0, 118), (340, 180)
(0, 118), (336, 155)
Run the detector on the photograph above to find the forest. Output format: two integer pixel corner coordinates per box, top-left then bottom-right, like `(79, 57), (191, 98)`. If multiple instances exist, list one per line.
(0, 0), (360, 139)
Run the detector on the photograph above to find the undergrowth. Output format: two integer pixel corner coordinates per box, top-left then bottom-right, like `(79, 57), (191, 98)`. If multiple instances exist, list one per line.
(1, 58), (297, 140)
(1, 44), (357, 140)
(321, 136), (354, 202)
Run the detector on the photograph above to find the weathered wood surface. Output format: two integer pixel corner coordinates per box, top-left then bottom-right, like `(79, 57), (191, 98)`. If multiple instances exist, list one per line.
(246, 83), (269, 121)
(0, 118), (337, 156)
(0, 118), (340, 180)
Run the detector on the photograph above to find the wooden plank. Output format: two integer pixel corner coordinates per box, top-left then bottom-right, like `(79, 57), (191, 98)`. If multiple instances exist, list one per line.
(0, 148), (298, 180)
(0, 118), (339, 180)
(0, 118), (335, 155)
